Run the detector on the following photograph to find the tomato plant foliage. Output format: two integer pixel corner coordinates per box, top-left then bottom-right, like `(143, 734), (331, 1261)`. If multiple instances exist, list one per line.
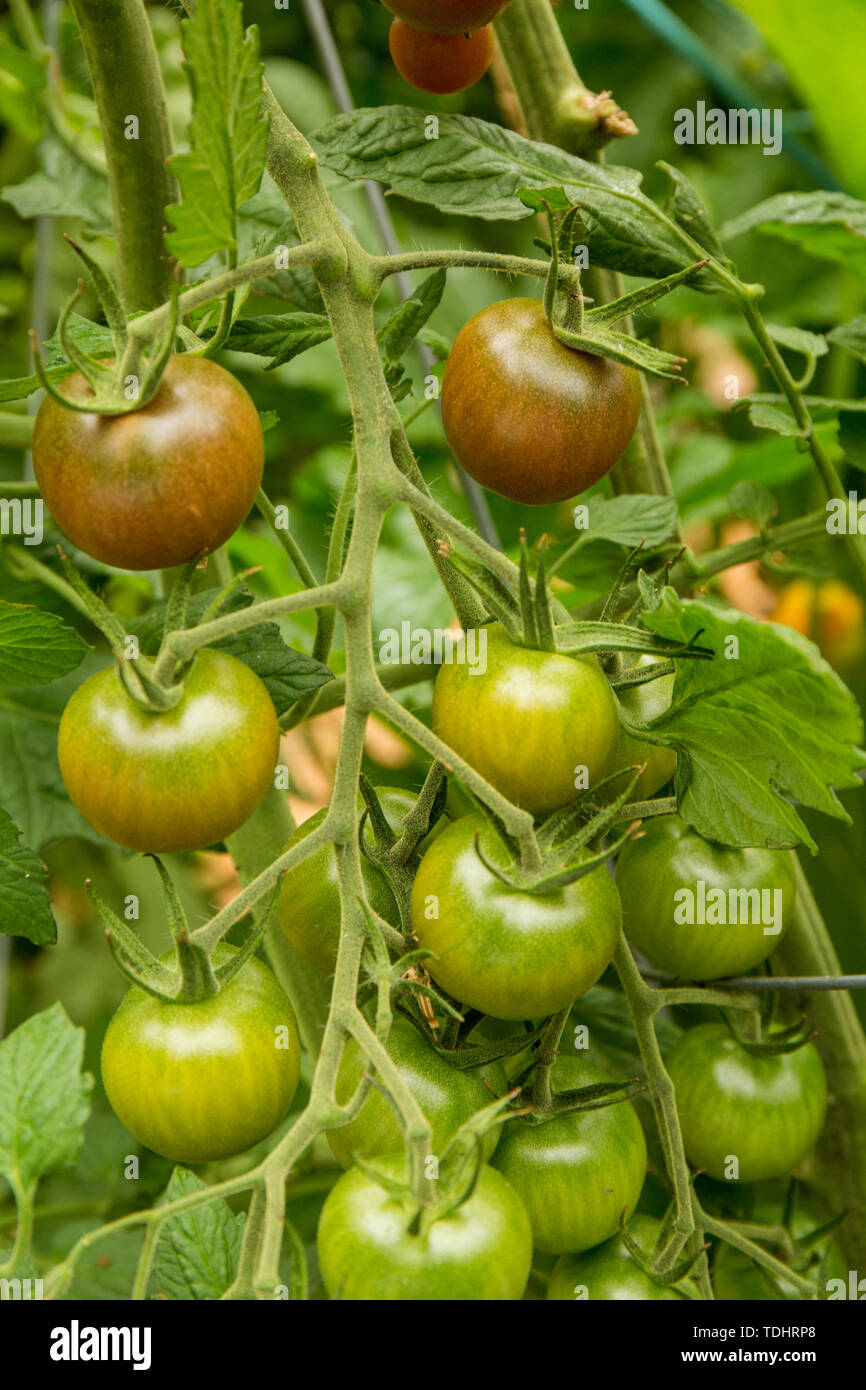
(0, 0), (864, 1311)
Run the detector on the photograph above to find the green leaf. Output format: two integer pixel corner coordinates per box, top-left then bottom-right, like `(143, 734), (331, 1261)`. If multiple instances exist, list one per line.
(657, 161), (731, 265)
(640, 590), (865, 849)
(225, 312), (332, 368)
(313, 109), (716, 283)
(166, 0), (270, 266)
(828, 315), (866, 366)
(747, 402), (807, 437)
(721, 192), (866, 276)
(378, 269), (446, 362)
(0, 36), (44, 143)
(727, 480), (778, 527)
(0, 1004), (92, 1191)
(151, 1168), (244, 1300)
(0, 804), (56, 945)
(0, 601), (89, 687)
(1, 137), (111, 232)
(568, 494), (679, 550)
(764, 323), (828, 359)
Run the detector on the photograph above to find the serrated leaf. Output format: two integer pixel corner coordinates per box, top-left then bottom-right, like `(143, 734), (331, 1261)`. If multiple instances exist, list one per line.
(640, 590), (865, 849)
(747, 402), (807, 437)
(0, 804), (56, 945)
(379, 269), (446, 362)
(1, 137), (111, 232)
(313, 109), (717, 283)
(0, 601), (89, 687)
(152, 1168), (243, 1300)
(721, 192), (866, 277)
(0, 1004), (92, 1191)
(657, 161), (731, 265)
(166, 0), (270, 266)
(225, 312), (332, 368)
(569, 494), (679, 550)
(828, 315), (866, 365)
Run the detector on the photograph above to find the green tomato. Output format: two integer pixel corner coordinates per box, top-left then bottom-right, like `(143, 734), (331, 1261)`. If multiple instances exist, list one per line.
(410, 814), (622, 1020)
(276, 789), (425, 975)
(608, 655), (677, 801)
(713, 1194), (846, 1300)
(327, 1016), (506, 1167)
(547, 1214), (686, 1300)
(101, 946), (301, 1164)
(667, 1024), (827, 1183)
(317, 1155), (532, 1300)
(432, 624), (620, 814)
(492, 1056), (647, 1254)
(59, 649), (279, 853)
(616, 815), (797, 980)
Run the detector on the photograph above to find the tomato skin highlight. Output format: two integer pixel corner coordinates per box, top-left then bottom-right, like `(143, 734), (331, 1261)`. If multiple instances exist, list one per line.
(441, 298), (642, 505)
(101, 946), (301, 1164)
(432, 623), (620, 814)
(33, 356), (264, 571)
(547, 1215), (686, 1300)
(59, 649), (280, 853)
(326, 1016), (505, 1167)
(667, 1023), (828, 1183)
(493, 1057), (647, 1254)
(383, 0), (510, 34)
(317, 1155), (532, 1300)
(389, 21), (494, 94)
(616, 815), (797, 981)
(410, 814), (622, 1021)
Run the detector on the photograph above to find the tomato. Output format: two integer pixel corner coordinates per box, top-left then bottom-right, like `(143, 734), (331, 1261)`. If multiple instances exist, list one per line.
(32, 356), (264, 570)
(712, 1193), (845, 1300)
(770, 578), (865, 671)
(492, 1056), (647, 1254)
(410, 814), (621, 1020)
(389, 22), (494, 95)
(59, 649), (279, 853)
(327, 1015), (506, 1167)
(276, 789), (426, 975)
(101, 945), (300, 1164)
(666, 1024), (827, 1183)
(616, 815), (797, 981)
(432, 624), (620, 815)
(547, 1214), (686, 1300)
(441, 299), (642, 505)
(383, 1), (511, 34)
(607, 655), (677, 801)
(317, 1155), (532, 1300)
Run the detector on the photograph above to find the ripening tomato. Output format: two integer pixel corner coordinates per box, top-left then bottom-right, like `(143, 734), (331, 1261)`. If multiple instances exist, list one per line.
(326, 1016), (506, 1167)
(547, 1214), (687, 1300)
(432, 624), (620, 814)
(59, 649), (280, 852)
(101, 946), (300, 1164)
(410, 814), (622, 1020)
(666, 1024), (828, 1183)
(389, 22), (495, 94)
(441, 299), (642, 505)
(616, 815), (797, 981)
(493, 1056), (647, 1254)
(383, 1), (511, 33)
(33, 356), (264, 570)
(317, 1155), (532, 1300)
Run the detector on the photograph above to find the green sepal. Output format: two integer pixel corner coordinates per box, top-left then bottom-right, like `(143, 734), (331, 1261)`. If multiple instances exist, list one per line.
(722, 1012), (817, 1057)
(538, 1075), (643, 1121)
(173, 935), (220, 1003)
(88, 881), (180, 1000)
(63, 233), (129, 358)
(57, 281), (116, 391)
(446, 551), (523, 642)
(211, 890), (278, 992)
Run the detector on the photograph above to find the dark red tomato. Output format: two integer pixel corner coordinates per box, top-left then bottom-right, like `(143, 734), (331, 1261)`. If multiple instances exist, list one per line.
(492, 1056), (647, 1254)
(616, 815), (797, 981)
(547, 1214), (687, 1300)
(389, 22), (494, 95)
(59, 649), (279, 852)
(606, 655), (677, 802)
(276, 789), (426, 975)
(666, 1024), (828, 1183)
(433, 623), (620, 814)
(33, 355), (264, 570)
(441, 299), (642, 505)
(410, 814), (622, 1021)
(317, 1155), (532, 1300)
(383, 0), (511, 34)
(326, 1015), (506, 1167)
(101, 946), (300, 1164)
